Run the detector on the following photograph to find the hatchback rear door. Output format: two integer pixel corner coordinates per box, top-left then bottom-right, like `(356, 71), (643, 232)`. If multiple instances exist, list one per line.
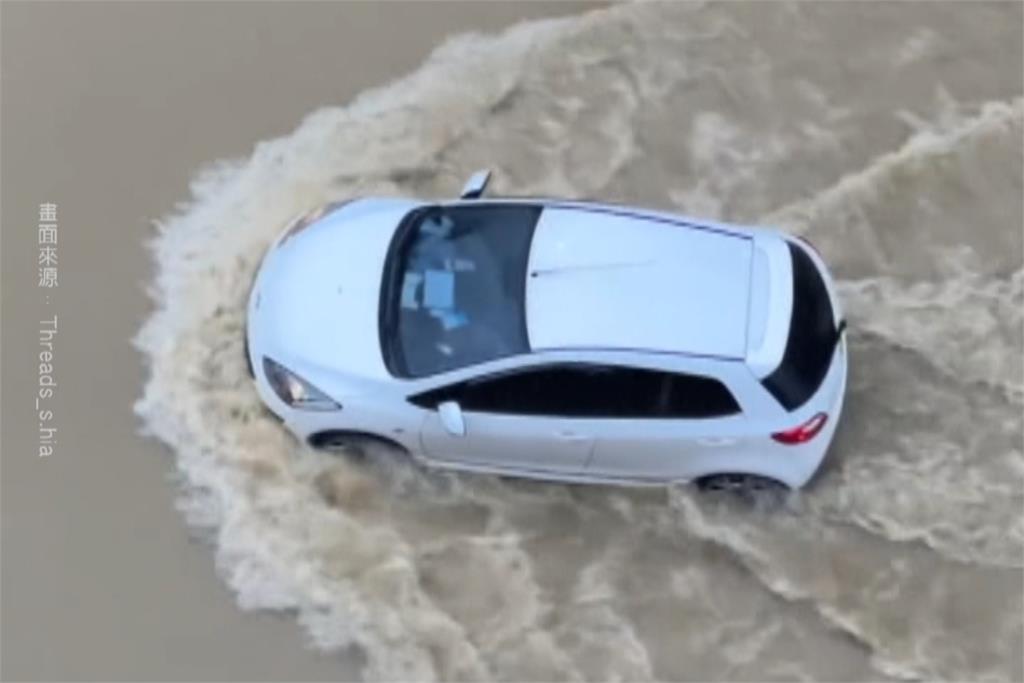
(582, 367), (752, 481)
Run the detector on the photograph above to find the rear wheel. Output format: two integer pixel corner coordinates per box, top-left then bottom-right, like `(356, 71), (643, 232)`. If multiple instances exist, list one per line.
(696, 473), (789, 501)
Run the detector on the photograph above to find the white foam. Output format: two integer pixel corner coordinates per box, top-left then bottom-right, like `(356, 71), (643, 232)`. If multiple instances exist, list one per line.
(135, 3), (1024, 680)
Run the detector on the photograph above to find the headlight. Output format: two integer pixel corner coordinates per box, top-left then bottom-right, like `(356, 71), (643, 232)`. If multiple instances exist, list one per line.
(262, 357), (340, 411)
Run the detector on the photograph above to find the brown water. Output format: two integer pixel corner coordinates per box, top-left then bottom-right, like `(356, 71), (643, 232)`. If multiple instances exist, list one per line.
(135, 3), (1024, 680)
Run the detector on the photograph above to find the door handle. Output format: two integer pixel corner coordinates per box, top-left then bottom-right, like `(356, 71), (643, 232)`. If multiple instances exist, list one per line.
(555, 431), (590, 442)
(696, 437), (737, 447)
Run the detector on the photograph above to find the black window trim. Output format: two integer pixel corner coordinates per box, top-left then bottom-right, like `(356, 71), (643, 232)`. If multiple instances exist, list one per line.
(407, 360), (742, 420)
(445, 196), (752, 242)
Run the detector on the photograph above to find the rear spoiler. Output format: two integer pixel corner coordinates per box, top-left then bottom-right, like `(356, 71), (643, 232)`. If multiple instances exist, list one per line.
(745, 234), (793, 379)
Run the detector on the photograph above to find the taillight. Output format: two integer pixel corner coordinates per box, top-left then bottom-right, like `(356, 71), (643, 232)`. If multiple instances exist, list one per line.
(772, 412), (828, 445)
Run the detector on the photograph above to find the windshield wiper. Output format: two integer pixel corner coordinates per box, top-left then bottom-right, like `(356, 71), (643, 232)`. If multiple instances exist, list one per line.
(831, 319), (847, 354)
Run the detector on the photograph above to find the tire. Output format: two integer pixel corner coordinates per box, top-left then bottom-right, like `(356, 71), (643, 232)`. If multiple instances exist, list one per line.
(308, 431), (430, 497)
(308, 431), (408, 460)
(695, 472), (789, 502)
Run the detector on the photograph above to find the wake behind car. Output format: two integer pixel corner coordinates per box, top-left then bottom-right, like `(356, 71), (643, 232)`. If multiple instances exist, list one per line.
(246, 171), (847, 493)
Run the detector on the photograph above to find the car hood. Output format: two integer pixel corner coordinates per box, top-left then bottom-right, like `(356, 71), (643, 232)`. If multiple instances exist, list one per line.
(249, 199), (419, 381)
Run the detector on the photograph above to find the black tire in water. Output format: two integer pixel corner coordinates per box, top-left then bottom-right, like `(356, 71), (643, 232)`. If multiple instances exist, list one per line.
(308, 431), (408, 460)
(696, 472), (790, 499)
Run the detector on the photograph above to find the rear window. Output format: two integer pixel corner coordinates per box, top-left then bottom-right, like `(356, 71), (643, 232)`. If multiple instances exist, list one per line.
(761, 242), (837, 410)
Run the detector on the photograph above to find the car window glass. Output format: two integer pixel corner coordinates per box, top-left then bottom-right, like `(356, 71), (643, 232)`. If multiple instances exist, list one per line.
(410, 364), (740, 418)
(661, 373), (741, 418)
(384, 204), (540, 378)
(761, 242), (838, 410)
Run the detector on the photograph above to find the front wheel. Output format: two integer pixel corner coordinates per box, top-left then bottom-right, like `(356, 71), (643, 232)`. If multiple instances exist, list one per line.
(309, 431), (407, 460)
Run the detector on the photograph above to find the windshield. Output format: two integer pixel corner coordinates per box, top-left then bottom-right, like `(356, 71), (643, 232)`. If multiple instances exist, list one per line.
(380, 204), (541, 377)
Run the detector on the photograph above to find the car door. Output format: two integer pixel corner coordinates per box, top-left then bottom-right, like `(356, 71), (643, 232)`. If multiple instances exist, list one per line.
(413, 365), (599, 476)
(582, 367), (750, 482)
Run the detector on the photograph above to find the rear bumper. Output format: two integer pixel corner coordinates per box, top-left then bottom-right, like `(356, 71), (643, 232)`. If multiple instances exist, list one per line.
(243, 331), (255, 378)
(789, 334), (848, 488)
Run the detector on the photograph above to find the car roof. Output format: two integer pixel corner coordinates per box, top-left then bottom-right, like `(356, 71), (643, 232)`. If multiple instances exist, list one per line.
(524, 203), (755, 360)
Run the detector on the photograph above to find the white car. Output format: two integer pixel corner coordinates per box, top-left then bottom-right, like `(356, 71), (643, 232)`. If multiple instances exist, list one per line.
(246, 171), (847, 493)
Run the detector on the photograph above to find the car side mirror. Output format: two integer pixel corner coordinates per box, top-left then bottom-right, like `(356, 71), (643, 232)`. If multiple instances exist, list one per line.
(460, 169), (491, 199)
(437, 401), (466, 436)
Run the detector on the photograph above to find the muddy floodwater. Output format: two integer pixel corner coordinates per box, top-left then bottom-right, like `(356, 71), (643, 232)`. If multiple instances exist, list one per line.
(136, 3), (1023, 680)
